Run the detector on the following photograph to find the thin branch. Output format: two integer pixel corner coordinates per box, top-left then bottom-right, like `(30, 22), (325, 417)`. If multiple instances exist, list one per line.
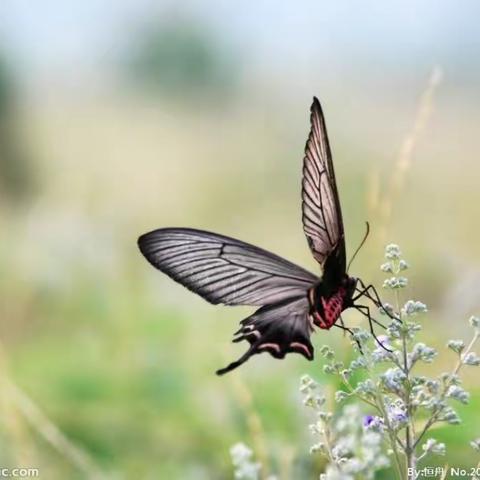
(413, 331), (480, 449)
(377, 66), (443, 242)
(4, 378), (108, 480)
(0, 341), (108, 480)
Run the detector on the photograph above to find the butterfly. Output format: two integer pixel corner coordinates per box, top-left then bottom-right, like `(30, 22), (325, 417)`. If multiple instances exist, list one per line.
(138, 97), (389, 375)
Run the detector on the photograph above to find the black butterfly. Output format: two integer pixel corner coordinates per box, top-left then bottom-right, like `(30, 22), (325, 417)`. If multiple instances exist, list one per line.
(138, 97), (388, 375)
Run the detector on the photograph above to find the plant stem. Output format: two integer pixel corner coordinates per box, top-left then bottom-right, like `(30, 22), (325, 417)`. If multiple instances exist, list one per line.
(396, 288), (416, 479)
(360, 320), (404, 480)
(322, 423), (336, 465)
(375, 391), (404, 479)
(341, 376), (380, 411)
(402, 333), (415, 478)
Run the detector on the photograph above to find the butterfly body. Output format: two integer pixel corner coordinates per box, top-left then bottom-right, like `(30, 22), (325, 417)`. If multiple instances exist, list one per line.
(308, 275), (357, 330)
(138, 97), (386, 375)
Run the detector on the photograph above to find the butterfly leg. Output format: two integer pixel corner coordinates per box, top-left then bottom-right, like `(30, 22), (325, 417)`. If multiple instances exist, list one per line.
(352, 279), (382, 305)
(354, 279), (400, 322)
(355, 305), (392, 352)
(334, 323), (363, 354)
(353, 304), (387, 330)
(338, 314), (347, 336)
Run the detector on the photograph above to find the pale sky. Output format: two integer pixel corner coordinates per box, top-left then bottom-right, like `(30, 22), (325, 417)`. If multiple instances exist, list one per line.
(1, 0), (479, 85)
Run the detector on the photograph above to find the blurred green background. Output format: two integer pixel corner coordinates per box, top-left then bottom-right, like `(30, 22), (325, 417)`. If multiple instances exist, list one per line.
(0, 1), (479, 478)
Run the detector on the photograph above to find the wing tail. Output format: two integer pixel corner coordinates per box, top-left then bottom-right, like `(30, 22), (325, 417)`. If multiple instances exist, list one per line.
(216, 297), (314, 375)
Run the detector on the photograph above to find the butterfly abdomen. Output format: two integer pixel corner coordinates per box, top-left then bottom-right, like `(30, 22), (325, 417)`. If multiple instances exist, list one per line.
(308, 286), (346, 330)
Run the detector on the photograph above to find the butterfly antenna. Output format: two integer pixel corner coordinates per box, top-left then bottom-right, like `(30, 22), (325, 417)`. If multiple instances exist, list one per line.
(347, 222), (370, 273)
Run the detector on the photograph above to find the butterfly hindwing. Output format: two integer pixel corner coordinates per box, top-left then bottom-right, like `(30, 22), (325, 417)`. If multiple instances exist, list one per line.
(302, 97), (346, 272)
(216, 296), (314, 375)
(138, 228), (318, 306)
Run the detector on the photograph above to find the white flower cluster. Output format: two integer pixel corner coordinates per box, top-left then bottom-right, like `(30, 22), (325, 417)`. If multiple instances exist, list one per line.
(463, 351), (480, 366)
(447, 339), (465, 354)
(381, 244), (410, 290)
(230, 443), (261, 480)
(410, 342), (437, 364)
(471, 438), (480, 452)
(470, 316), (480, 330)
(300, 376), (389, 480)
(421, 438), (446, 456)
(402, 300), (428, 316)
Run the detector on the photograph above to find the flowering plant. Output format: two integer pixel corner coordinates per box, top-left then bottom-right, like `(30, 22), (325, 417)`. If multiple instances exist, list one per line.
(300, 244), (480, 479)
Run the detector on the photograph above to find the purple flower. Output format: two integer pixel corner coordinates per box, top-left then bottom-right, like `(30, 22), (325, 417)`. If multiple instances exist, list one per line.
(363, 415), (375, 427)
(363, 415), (384, 432)
(388, 404), (408, 427)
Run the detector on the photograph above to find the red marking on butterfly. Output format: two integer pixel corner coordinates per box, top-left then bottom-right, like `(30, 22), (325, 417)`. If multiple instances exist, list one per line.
(290, 342), (313, 358)
(312, 286), (346, 330)
(259, 343), (281, 353)
(308, 285), (347, 330)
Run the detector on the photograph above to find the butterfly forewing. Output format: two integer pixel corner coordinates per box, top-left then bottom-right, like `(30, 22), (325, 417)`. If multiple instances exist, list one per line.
(302, 97), (346, 272)
(138, 228), (318, 306)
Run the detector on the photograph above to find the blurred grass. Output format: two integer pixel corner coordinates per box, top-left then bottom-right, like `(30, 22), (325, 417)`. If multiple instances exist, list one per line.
(0, 67), (479, 478)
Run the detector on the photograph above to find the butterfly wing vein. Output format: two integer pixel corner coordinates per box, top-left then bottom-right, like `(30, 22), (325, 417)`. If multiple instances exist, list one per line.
(138, 228), (318, 306)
